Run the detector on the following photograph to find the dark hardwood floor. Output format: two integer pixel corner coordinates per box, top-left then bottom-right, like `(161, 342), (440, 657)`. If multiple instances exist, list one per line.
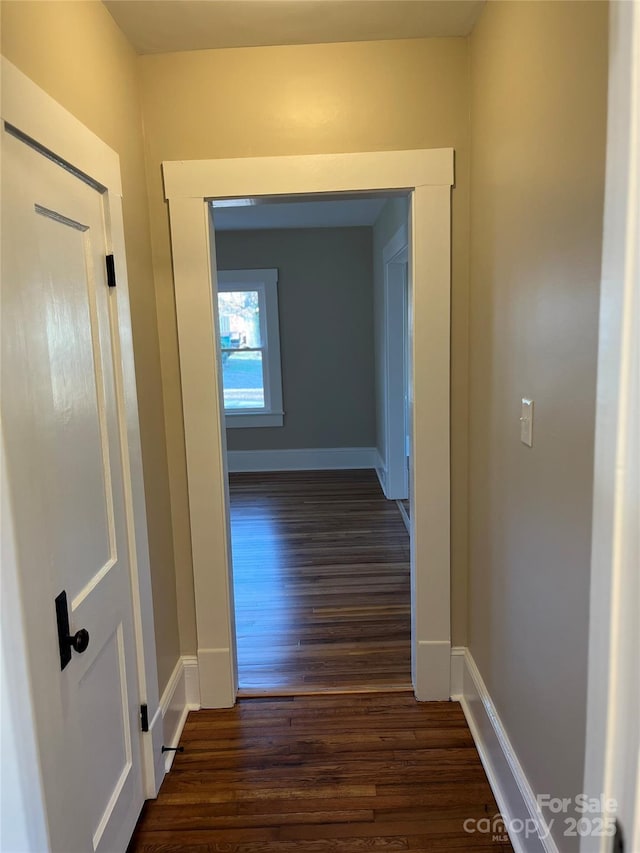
(228, 470), (412, 694)
(129, 693), (513, 852)
(129, 475), (513, 852)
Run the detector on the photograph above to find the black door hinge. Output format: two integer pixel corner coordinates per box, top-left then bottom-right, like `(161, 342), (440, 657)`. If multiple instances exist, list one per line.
(105, 254), (117, 288)
(140, 704), (149, 733)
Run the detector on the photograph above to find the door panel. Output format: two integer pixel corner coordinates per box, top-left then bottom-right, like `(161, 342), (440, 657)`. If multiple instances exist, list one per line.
(78, 623), (131, 849)
(1, 126), (144, 852)
(34, 207), (115, 601)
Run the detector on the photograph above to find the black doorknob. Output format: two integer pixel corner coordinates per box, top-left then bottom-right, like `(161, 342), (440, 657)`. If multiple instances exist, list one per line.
(55, 591), (91, 670)
(69, 628), (90, 654)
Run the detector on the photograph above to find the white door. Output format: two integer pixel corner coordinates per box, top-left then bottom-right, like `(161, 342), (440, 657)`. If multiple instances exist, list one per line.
(1, 125), (144, 852)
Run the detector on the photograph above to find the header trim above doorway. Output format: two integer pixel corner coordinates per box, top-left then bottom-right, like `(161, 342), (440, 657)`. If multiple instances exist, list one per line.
(163, 148), (454, 200)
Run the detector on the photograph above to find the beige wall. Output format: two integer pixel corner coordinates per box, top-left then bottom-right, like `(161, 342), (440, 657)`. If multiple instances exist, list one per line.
(216, 227), (376, 452)
(2, 6), (612, 789)
(468, 1), (608, 844)
(138, 36), (471, 650)
(1, 0), (181, 692)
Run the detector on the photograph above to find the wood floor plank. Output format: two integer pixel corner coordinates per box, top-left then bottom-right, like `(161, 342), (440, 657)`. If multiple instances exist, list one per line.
(229, 470), (411, 693)
(129, 694), (512, 852)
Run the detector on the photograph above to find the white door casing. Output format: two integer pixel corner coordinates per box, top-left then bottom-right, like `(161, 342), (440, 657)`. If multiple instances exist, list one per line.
(1, 60), (161, 852)
(163, 149), (453, 705)
(581, 1), (640, 850)
(382, 224), (410, 501)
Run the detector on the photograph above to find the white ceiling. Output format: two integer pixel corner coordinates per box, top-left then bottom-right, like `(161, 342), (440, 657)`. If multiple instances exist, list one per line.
(211, 195), (394, 231)
(104, 0), (484, 54)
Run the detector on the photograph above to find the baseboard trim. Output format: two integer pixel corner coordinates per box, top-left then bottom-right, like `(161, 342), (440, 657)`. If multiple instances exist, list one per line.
(155, 656), (201, 775)
(146, 703), (165, 795)
(374, 450), (387, 494)
(227, 447), (377, 473)
(451, 648), (558, 853)
(450, 645), (466, 697)
(396, 499), (410, 532)
(183, 655), (201, 707)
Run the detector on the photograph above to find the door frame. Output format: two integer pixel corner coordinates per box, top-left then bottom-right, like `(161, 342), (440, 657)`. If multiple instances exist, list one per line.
(380, 223), (410, 500)
(581, 0), (640, 848)
(0, 58), (163, 835)
(164, 148), (453, 706)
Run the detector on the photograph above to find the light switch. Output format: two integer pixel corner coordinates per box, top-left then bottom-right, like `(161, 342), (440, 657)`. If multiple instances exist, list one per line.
(520, 398), (534, 447)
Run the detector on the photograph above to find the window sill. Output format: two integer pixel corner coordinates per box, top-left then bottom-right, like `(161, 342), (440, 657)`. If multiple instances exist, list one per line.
(225, 412), (284, 429)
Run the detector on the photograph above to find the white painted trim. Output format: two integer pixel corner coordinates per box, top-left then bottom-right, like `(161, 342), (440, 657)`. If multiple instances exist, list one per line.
(183, 655), (201, 707)
(217, 268), (284, 427)
(164, 148), (454, 200)
(414, 640), (451, 701)
(173, 198), (238, 710)
(374, 449), (387, 495)
(218, 268), (278, 286)
(1, 59), (122, 196)
(0, 58), (160, 826)
(382, 225), (409, 500)
(146, 703), (165, 796)
(197, 648), (236, 708)
(582, 2), (640, 850)
(227, 447), (378, 472)
(155, 656), (201, 775)
(409, 184), (451, 700)
(451, 648), (557, 853)
(449, 646), (466, 697)
(165, 148), (453, 705)
(396, 500), (410, 534)
(105, 190), (162, 800)
(226, 412), (284, 428)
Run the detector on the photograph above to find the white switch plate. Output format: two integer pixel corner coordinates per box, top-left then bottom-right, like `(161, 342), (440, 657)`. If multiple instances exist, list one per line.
(520, 398), (534, 447)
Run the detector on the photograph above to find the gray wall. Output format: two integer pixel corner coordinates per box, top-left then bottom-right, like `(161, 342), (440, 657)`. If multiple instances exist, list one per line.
(215, 227), (375, 451)
(468, 1), (608, 846)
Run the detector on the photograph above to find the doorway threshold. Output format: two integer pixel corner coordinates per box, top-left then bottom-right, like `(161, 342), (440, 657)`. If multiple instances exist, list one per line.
(237, 683), (414, 698)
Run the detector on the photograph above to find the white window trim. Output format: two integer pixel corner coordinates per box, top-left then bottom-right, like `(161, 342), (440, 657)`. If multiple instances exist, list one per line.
(217, 268), (284, 428)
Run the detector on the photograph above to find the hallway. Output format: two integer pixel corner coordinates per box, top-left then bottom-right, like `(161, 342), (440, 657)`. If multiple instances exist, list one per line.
(129, 693), (512, 851)
(229, 470), (412, 694)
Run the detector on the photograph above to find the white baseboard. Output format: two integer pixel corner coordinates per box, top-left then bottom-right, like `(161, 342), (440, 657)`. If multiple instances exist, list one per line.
(374, 450), (387, 494)
(150, 656), (201, 777)
(183, 655), (201, 707)
(227, 446), (377, 472)
(450, 645), (466, 697)
(396, 499), (410, 532)
(451, 647), (558, 853)
(146, 704), (165, 795)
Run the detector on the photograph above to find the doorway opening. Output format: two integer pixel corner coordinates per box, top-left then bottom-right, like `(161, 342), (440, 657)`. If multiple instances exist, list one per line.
(209, 192), (412, 694)
(163, 147), (453, 706)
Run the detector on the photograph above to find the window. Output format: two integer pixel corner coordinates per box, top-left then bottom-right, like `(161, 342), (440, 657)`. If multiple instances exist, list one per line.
(216, 269), (283, 428)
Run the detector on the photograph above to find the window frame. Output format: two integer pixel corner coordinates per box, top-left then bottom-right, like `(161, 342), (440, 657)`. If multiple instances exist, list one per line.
(216, 268), (283, 428)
